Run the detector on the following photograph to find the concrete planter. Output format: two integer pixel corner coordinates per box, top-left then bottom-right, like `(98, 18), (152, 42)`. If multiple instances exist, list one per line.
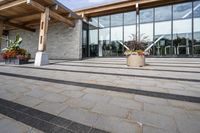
(5, 58), (29, 65)
(127, 54), (145, 67)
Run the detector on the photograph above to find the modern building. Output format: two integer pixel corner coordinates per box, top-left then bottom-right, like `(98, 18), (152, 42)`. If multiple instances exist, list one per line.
(0, 0), (199, 66)
(77, 0), (200, 58)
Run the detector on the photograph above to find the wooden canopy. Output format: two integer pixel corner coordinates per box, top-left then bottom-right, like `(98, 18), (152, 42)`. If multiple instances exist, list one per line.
(76, 0), (187, 18)
(0, 0), (81, 32)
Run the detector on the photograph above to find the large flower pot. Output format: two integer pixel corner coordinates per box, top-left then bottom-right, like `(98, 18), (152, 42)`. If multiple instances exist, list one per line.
(127, 54), (145, 67)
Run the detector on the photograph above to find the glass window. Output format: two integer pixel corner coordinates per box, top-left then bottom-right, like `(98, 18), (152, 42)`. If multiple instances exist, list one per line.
(154, 5), (172, 56)
(124, 11), (136, 43)
(99, 28), (110, 56)
(111, 13), (123, 27)
(89, 29), (98, 57)
(140, 8), (153, 23)
(111, 27), (123, 41)
(155, 21), (172, 56)
(82, 30), (88, 57)
(155, 5), (172, 21)
(173, 2), (192, 19)
(99, 15), (110, 28)
(111, 26), (123, 56)
(140, 23), (153, 56)
(124, 11), (136, 25)
(89, 30), (98, 45)
(194, 1), (200, 18)
(173, 2), (192, 56)
(140, 8), (153, 54)
(83, 30), (87, 44)
(87, 1), (200, 58)
(140, 23), (153, 42)
(89, 18), (99, 57)
(89, 17), (98, 29)
(124, 25), (136, 42)
(193, 1), (200, 56)
(99, 28), (110, 42)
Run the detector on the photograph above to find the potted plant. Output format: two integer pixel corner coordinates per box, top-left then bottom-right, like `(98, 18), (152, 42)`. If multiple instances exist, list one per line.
(1, 34), (31, 65)
(124, 34), (148, 67)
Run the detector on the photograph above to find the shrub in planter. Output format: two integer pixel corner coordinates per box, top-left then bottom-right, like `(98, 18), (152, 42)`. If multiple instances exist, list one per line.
(1, 34), (31, 65)
(124, 34), (148, 67)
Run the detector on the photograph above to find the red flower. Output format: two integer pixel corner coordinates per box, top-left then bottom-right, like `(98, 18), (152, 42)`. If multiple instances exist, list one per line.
(2, 50), (17, 59)
(1, 48), (31, 61)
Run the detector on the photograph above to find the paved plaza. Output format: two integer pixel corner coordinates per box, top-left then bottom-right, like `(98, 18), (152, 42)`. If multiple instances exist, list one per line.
(0, 58), (200, 133)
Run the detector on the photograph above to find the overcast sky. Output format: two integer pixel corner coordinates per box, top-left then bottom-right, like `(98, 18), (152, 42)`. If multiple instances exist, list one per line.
(58, 0), (125, 11)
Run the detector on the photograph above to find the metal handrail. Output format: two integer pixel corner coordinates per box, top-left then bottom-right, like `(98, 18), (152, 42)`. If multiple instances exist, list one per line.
(117, 41), (130, 50)
(117, 36), (164, 52)
(144, 35), (164, 52)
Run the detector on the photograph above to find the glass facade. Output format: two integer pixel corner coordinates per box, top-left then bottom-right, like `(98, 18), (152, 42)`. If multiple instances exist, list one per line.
(173, 2), (192, 56)
(154, 5), (172, 56)
(194, 1), (200, 56)
(85, 1), (200, 57)
(111, 13), (123, 56)
(124, 11), (136, 42)
(140, 8), (154, 54)
(99, 15), (110, 57)
(89, 17), (99, 57)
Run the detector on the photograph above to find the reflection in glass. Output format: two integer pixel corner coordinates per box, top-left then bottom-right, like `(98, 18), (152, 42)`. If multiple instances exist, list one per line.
(140, 23), (153, 55)
(124, 25), (136, 42)
(109, 13), (123, 56)
(140, 8), (153, 55)
(173, 2), (192, 19)
(194, 1), (200, 56)
(87, 1), (198, 58)
(99, 28), (110, 57)
(111, 26), (123, 56)
(89, 17), (99, 57)
(154, 5), (172, 56)
(89, 17), (98, 29)
(82, 30), (87, 58)
(99, 16), (110, 28)
(155, 6), (172, 21)
(140, 8), (153, 23)
(89, 29), (98, 57)
(173, 2), (192, 56)
(124, 11), (136, 44)
(140, 23), (153, 47)
(111, 13), (123, 27)
(124, 11), (136, 25)
(155, 21), (172, 56)
(99, 15), (110, 56)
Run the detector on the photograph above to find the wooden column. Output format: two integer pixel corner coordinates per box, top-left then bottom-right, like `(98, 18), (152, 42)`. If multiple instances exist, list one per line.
(38, 7), (49, 51)
(0, 21), (3, 50)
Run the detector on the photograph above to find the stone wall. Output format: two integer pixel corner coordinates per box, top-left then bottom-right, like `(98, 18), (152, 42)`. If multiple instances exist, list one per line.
(1, 20), (82, 60)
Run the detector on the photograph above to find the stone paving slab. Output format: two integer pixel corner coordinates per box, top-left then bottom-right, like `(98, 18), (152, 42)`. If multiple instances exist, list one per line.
(109, 97), (143, 110)
(93, 115), (141, 133)
(15, 95), (42, 107)
(34, 101), (68, 115)
(59, 107), (100, 126)
(131, 110), (177, 132)
(0, 116), (43, 133)
(91, 102), (130, 119)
